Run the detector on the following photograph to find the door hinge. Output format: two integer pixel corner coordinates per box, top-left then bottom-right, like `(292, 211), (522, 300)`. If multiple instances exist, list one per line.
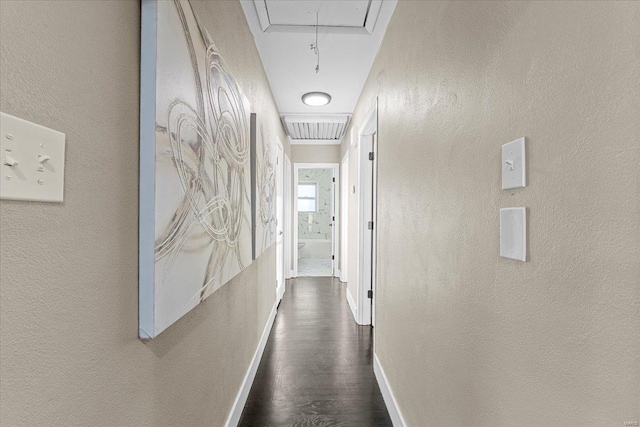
(367, 290), (373, 299)
(369, 152), (374, 161)
(368, 221), (374, 230)
(332, 216), (335, 221)
(332, 255), (335, 260)
(332, 177), (335, 182)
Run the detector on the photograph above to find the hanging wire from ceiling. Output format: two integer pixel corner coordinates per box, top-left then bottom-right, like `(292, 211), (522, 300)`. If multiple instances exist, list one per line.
(310, 12), (320, 73)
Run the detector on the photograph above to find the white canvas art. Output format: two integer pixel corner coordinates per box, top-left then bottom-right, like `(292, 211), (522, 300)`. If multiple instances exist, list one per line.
(139, 0), (253, 338)
(250, 115), (277, 259)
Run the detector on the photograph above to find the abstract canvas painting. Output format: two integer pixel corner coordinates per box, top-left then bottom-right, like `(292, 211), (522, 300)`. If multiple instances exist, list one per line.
(250, 114), (277, 259)
(139, 0), (252, 338)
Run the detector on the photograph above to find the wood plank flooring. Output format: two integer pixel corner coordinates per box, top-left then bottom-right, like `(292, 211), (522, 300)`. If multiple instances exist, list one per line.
(239, 276), (392, 427)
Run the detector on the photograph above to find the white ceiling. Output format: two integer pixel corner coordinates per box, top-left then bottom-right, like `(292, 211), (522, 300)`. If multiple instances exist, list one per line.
(241, 0), (396, 120)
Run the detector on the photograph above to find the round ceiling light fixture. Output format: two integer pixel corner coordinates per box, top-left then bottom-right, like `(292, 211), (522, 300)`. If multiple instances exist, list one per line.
(302, 91), (331, 107)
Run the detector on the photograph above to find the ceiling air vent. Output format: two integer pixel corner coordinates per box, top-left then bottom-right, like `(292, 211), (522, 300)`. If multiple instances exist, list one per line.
(281, 115), (351, 145)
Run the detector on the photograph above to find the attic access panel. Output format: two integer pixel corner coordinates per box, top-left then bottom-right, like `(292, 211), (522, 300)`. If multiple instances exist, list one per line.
(254, 0), (383, 34)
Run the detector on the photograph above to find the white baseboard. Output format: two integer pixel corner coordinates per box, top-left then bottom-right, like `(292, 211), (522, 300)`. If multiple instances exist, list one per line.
(346, 287), (357, 323)
(277, 281), (285, 302)
(339, 271), (347, 283)
(374, 353), (407, 427)
(225, 301), (277, 427)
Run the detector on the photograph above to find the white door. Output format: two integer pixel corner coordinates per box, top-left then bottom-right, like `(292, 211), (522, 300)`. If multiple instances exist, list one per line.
(370, 133), (378, 327)
(357, 100), (378, 327)
(276, 140), (285, 302)
(359, 133), (375, 326)
(331, 168), (337, 276)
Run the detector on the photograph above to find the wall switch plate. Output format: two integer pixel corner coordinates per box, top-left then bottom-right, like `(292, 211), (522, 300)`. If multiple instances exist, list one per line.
(0, 112), (66, 202)
(500, 207), (527, 261)
(502, 137), (526, 189)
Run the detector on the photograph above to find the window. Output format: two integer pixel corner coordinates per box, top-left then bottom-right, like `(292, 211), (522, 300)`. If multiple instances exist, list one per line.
(298, 183), (317, 212)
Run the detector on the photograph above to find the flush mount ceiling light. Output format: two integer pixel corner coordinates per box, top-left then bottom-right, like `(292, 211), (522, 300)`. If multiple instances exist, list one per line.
(302, 92), (331, 107)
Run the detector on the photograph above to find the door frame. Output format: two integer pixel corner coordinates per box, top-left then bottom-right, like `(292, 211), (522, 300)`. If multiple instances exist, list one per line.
(356, 98), (378, 326)
(340, 151), (349, 283)
(275, 138), (285, 302)
(284, 154), (292, 279)
(293, 162), (340, 277)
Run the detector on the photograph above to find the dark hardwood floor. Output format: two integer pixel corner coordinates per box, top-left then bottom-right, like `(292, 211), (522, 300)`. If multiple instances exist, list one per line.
(239, 276), (392, 427)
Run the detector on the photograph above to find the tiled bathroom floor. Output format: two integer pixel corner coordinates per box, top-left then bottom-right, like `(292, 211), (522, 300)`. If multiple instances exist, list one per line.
(297, 257), (332, 276)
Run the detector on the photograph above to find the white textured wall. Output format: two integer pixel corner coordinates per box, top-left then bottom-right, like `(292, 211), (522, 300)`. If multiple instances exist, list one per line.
(0, 1), (288, 425)
(291, 144), (341, 164)
(343, 1), (640, 425)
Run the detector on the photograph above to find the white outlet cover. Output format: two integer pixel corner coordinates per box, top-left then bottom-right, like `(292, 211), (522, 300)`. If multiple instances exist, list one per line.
(502, 137), (526, 190)
(500, 207), (527, 262)
(0, 112), (66, 202)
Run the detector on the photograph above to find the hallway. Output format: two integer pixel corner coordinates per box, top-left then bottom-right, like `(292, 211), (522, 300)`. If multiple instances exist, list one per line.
(1, 1), (638, 426)
(239, 277), (391, 426)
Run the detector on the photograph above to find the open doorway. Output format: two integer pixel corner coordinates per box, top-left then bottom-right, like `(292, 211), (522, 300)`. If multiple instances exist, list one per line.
(293, 163), (339, 277)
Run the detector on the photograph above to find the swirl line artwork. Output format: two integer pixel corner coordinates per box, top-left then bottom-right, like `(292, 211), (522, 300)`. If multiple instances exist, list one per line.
(139, 0), (252, 338)
(251, 118), (277, 259)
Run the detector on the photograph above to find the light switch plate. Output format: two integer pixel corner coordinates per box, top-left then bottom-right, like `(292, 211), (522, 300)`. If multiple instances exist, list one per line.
(502, 137), (526, 190)
(500, 207), (527, 261)
(0, 112), (66, 202)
